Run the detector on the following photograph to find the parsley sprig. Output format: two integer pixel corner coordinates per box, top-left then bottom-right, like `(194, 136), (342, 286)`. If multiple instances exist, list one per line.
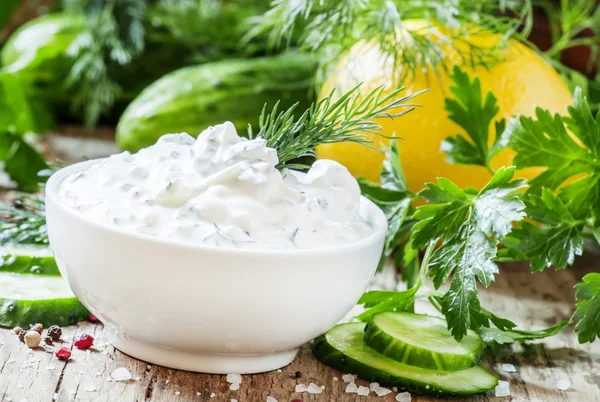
(360, 66), (600, 345)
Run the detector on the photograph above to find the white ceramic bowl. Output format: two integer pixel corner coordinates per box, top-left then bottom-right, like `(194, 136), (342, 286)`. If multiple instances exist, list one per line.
(45, 159), (387, 374)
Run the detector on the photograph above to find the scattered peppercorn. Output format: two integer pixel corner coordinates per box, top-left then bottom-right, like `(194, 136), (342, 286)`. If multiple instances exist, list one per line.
(74, 334), (94, 350)
(12, 326), (23, 335)
(18, 331), (26, 343)
(295, 371), (302, 378)
(24, 331), (41, 348)
(88, 314), (100, 323)
(47, 325), (62, 341)
(30, 323), (43, 334)
(44, 336), (53, 345)
(55, 347), (72, 360)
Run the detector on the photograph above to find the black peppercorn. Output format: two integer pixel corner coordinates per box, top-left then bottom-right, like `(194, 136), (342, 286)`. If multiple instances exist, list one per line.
(47, 325), (62, 341)
(44, 336), (53, 345)
(18, 331), (26, 343)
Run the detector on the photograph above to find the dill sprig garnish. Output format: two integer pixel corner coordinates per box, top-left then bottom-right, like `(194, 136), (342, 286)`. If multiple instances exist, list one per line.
(247, 0), (534, 84)
(0, 192), (48, 246)
(250, 84), (426, 169)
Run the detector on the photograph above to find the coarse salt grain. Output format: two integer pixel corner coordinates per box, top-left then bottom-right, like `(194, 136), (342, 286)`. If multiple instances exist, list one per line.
(357, 386), (370, 396)
(342, 374), (355, 383)
(277, 369), (282, 373)
(502, 363), (517, 373)
(210, 393), (216, 398)
(266, 397), (278, 402)
(85, 385), (97, 392)
(229, 383), (240, 391)
(226, 374), (242, 384)
(557, 378), (571, 391)
(53, 393), (58, 401)
(110, 367), (132, 382)
(374, 386), (392, 396)
(396, 391), (412, 402)
(393, 387), (398, 392)
(495, 380), (510, 397)
(196, 392), (201, 396)
(345, 382), (358, 393)
(175, 391), (180, 395)
(307, 383), (323, 394)
(369, 382), (380, 390)
(333, 377), (338, 381)
(295, 384), (308, 393)
(232, 400), (238, 402)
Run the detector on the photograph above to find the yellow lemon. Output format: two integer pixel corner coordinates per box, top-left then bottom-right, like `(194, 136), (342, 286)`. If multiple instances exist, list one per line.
(317, 23), (573, 192)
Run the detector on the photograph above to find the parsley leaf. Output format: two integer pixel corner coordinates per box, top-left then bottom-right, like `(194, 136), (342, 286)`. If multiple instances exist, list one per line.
(412, 167), (526, 340)
(441, 66), (506, 171)
(503, 87), (599, 271)
(504, 189), (584, 271)
(574, 273), (600, 343)
(356, 286), (419, 322)
(506, 87), (600, 218)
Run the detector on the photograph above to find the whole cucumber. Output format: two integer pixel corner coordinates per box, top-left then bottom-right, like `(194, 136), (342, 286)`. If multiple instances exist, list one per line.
(116, 52), (317, 152)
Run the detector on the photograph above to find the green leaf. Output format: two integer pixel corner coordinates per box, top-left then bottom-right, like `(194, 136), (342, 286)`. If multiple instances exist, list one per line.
(356, 286), (419, 321)
(375, 198), (413, 272)
(399, 240), (420, 289)
(441, 65), (505, 169)
(358, 178), (406, 204)
(505, 88), (600, 211)
(0, 133), (48, 192)
(380, 141), (408, 193)
(574, 273), (600, 343)
(504, 189), (584, 271)
(479, 321), (570, 344)
(414, 167), (525, 341)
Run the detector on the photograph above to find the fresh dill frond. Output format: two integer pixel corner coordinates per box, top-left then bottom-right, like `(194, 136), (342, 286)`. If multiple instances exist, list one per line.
(250, 84), (426, 169)
(63, 0), (146, 127)
(0, 192), (47, 246)
(249, 0), (534, 84)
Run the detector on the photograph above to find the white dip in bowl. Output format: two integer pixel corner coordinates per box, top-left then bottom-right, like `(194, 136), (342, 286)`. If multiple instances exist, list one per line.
(46, 122), (387, 373)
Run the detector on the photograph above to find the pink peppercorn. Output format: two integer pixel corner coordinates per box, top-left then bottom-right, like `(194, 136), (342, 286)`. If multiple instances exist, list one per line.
(74, 334), (94, 350)
(56, 347), (72, 360)
(88, 314), (100, 323)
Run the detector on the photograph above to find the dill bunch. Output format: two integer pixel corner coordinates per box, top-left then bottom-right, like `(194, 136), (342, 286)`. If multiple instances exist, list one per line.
(63, 0), (146, 127)
(247, 0), (534, 84)
(0, 192), (48, 246)
(251, 84), (426, 169)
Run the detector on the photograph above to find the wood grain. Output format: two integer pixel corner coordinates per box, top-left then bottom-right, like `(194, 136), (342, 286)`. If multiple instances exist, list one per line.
(0, 129), (599, 401)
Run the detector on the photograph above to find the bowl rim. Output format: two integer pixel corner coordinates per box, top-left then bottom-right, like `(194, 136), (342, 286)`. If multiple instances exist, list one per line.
(46, 158), (388, 257)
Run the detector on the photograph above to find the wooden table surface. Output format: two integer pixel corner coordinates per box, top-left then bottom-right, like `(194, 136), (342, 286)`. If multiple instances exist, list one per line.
(1, 129), (599, 402)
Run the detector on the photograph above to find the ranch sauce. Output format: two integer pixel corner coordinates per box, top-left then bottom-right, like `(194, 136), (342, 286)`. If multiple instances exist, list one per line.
(58, 122), (374, 250)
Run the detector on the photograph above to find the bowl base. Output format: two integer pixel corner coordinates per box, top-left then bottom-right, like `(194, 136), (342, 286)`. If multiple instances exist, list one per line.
(111, 336), (299, 374)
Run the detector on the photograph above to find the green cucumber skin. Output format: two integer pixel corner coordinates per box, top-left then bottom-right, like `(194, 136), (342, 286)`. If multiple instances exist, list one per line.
(116, 52), (318, 152)
(364, 318), (482, 371)
(313, 324), (498, 396)
(0, 254), (60, 276)
(0, 297), (88, 328)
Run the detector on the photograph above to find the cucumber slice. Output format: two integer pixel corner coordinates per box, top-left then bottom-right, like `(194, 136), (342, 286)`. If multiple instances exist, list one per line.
(313, 323), (497, 396)
(364, 312), (483, 371)
(0, 246), (59, 275)
(0, 272), (88, 328)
